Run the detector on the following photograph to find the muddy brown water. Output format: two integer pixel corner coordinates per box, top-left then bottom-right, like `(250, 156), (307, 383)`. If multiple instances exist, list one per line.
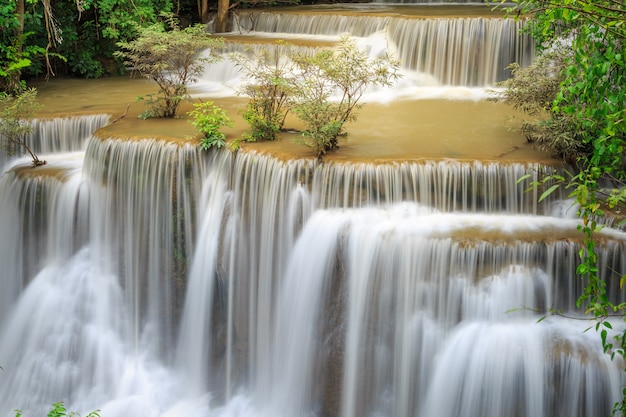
(30, 75), (557, 164)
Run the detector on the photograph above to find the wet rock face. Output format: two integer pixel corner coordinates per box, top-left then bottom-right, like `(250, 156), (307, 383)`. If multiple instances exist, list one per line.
(319, 249), (347, 417)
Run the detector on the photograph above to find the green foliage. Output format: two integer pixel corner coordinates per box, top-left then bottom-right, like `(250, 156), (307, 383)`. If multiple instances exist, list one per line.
(0, 0), (178, 86)
(232, 43), (295, 141)
(241, 101), (284, 142)
(82, 0), (173, 41)
(115, 16), (224, 118)
(233, 37), (399, 159)
(44, 0), (173, 78)
(0, 88), (45, 166)
(289, 36), (400, 159)
(0, 1), (45, 93)
(496, 0), (626, 413)
(494, 47), (589, 163)
(188, 100), (233, 150)
(14, 402), (101, 417)
(500, 0), (626, 171)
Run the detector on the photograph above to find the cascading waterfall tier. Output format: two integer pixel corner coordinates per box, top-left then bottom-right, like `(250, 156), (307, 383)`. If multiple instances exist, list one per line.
(26, 115), (111, 154)
(0, 117), (624, 417)
(229, 9), (533, 86)
(387, 17), (533, 85)
(0, 134), (211, 416)
(0, 114), (110, 170)
(0, 2), (615, 416)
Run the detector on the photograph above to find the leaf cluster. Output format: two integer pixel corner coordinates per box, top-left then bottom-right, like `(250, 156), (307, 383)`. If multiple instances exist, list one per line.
(495, 45), (592, 163)
(0, 2), (45, 93)
(15, 402), (101, 417)
(82, 0), (173, 41)
(0, 88), (45, 166)
(232, 42), (296, 141)
(235, 37), (400, 159)
(290, 37), (400, 158)
(187, 100), (234, 150)
(497, 3), (626, 412)
(115, 17), (224, 118)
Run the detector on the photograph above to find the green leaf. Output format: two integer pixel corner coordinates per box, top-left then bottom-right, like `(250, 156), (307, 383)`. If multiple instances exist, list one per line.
(538, 184), (560, 202)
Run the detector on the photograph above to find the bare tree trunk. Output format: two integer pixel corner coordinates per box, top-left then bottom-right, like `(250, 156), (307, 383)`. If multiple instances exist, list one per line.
(200, 0), (210, 24)
(16, 0), (25, 33)
(216, 0), (230, 33)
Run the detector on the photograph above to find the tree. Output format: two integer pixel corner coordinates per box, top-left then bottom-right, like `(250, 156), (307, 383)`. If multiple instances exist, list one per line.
(232, 42), (296, 142)
(0, 88), (45, 166)
(1, 0), (184, 89)
(234, 37), (399, 159)
(499, 0), (626, 171)
(114, 15), (224, 118)
(216, 0), (229, 32)
(289, 36), (400, 160)
(51, 0), (174, 78)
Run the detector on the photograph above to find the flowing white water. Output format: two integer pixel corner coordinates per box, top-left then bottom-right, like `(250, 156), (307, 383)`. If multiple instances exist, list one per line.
(175, 154), (231, 396)
(196, 8), (533, 100)
(1, 122), (625, 417)
(0, 115), (110, 170)
(2, 5), (625, 417)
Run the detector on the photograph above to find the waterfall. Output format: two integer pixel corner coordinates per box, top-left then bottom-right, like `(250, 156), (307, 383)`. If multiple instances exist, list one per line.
(27, 115), (111, 154)
(228, 11), (533, 87)
(387, 17), (533, 85)
(0, 133), (210, 416)
(310, 160), (560, 213)
(1, 0), (625, 403)
(234, 13), (390, 37)
(1, 116), (625, 417)
(0, 114), (110, 172)
(81, 137), (210, 355)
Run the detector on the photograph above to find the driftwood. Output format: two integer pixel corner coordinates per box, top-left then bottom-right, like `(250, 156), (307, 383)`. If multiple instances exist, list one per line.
(111, 104), (131, 124)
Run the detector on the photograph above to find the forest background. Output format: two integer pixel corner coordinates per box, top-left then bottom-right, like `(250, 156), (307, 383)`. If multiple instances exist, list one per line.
(0, 0), (300, 93)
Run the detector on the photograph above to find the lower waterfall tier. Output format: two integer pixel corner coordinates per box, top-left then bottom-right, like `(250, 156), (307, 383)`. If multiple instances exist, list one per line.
(0, 137), (624, 417)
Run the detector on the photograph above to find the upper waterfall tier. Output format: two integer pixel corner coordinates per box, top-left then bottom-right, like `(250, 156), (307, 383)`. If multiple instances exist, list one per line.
(228, 5), (533, 86)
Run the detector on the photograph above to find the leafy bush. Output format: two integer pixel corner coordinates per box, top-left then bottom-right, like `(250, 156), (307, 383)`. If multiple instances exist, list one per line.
(233, 37), (400, 159)
(0, 18), (45, 94)
(15, 402), (100, 417)
(494, 47), (589, 163)
(232, 43), (295, 141)
(115, 15), (224, 118)
(0, 88), (45, 166)
(289, 36), (400, 159)
(188, 100), (233, 150)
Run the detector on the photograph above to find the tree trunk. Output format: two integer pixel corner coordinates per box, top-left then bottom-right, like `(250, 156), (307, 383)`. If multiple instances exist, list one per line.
(16, 0), (25, 33)
(216, 0), (229, 33)
(9, 0), (26, 92)
(200, 0), (210, 24)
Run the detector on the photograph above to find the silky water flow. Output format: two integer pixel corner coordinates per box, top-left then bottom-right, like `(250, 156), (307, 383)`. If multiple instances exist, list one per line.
(1, 3), (626, 417)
